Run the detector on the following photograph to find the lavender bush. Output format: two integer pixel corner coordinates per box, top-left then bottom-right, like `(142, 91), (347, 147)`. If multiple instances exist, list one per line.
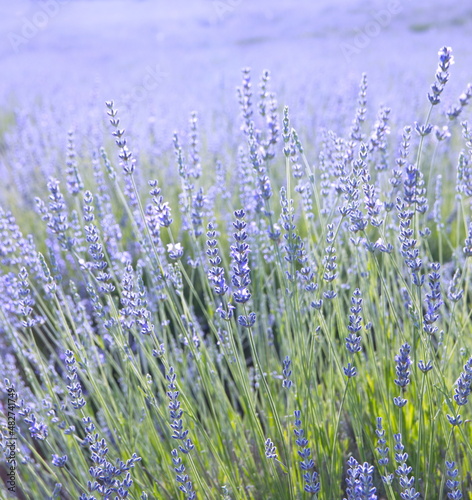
(0, 46), (471, 500)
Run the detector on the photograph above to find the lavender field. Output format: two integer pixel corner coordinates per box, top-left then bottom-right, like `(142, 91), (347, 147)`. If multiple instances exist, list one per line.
(1, 1), (472, 499)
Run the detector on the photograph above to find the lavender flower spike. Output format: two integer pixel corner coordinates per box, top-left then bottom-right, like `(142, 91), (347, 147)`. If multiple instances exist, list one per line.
(394, 343), (411, 407)
(166, 367), (196, 499)
(293, 410), (320, 494)
(231, 210), (257, 328)
(453, 356), (472, 406)
(65, 350), (86, 410)
(463, 222), (472, 257)
(343, 288), (363, 378)
(428, 46), (454, 106)
(445, 461), (463, 499)
(282, 356), (293, 389)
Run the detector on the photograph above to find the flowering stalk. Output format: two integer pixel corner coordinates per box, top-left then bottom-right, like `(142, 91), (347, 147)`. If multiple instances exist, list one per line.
(166, 366), (196, 499)
(293, 410), (320, 495)
(393, 343), (412, 408)
(343, 288), (363, 378)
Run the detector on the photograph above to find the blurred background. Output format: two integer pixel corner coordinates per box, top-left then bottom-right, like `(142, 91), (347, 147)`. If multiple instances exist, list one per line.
(0, 0), (471, 146)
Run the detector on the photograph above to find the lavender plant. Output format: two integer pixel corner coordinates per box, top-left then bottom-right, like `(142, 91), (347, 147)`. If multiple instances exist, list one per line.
(0, 46), (471, 500)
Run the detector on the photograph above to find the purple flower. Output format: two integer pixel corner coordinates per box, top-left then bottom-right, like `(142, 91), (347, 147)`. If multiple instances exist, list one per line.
(445, 461), (463, 499)
(418, 360), (433, 373)
(394, 343), (411, 407)
(188, 111), (202, 179)
(23, 412), (48, 440)
(106, 101), (136, 175)
(423, 263), (443, 335)
(167, 367), (196, 499)
(167, 242), (184, 260)
(36, 178), (74, 250)
(463, 222), (472, 257)
(149, 180), (173, 228)
(453, 356), (472, 406)
(238, 312), (256, 328)
(394, 433), (419, 499)
(375, 417), (390, 470)
(52, 454), (68, 468)
(428, 46), (454, 105)
(447, 414), (463, 426)
(279, 187), (307, 268)
(230, 210), (256, 326)
(265, 438), (278, 460)
(237, 67), (253, 136)
(293, 410), (320, 494)
(81, 416), (141, 498)
(322, 224), (337, 284)
(282, 356), (292, 389)
(65, 350), (86, 410)
(350, 73), (368, 142)
(171, 449), (196, 499)
(447, 83), (472, 120)
(65, 130), (83, 196)
(343, 289), (363, 377)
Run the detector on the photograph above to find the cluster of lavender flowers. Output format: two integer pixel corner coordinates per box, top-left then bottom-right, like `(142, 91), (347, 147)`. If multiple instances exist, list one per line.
(0, 45), (471, 499)
(79, 416), (142, 500)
